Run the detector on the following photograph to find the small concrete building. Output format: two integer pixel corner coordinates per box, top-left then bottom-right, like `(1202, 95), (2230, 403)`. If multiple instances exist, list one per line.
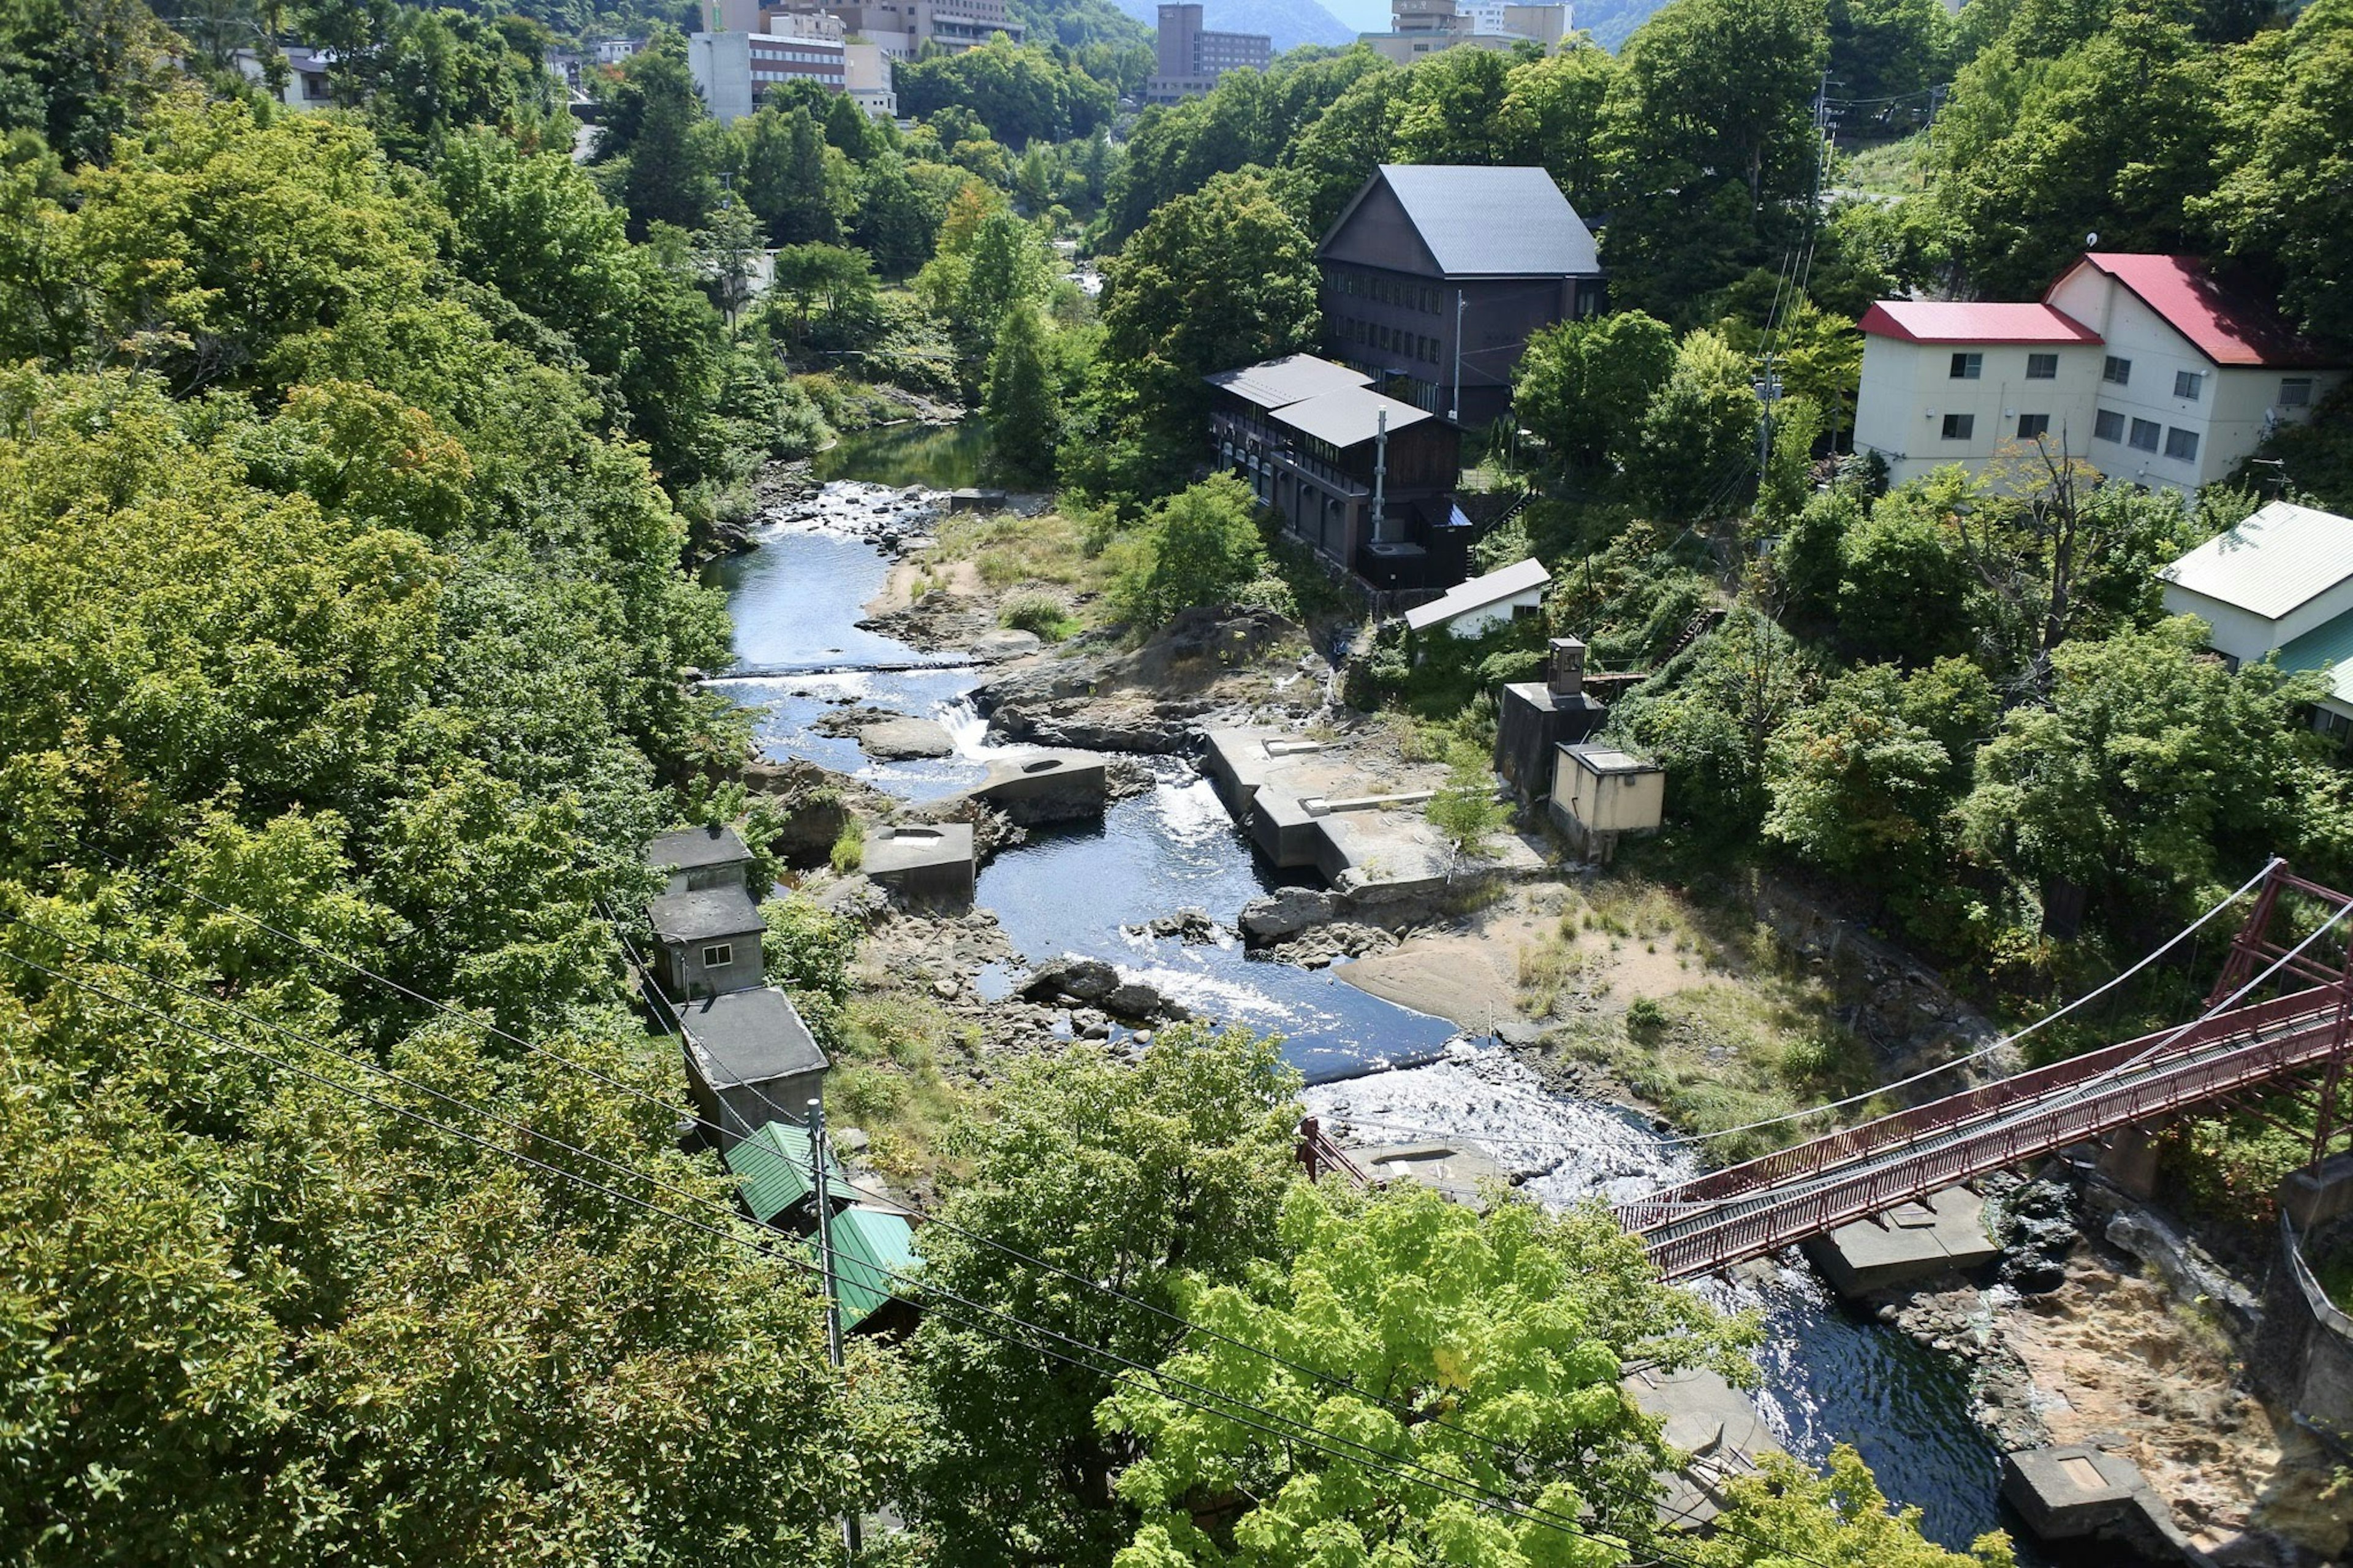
(1401, 557), (1550, 638)
(646, 823), (756, 895)
(862, 822), (976, 907)
(1853, 252), (2347, 491)
(2158, 498), (2353, 738)
(1494, 637), (1606, 800)
(1549, 743), (1664, 861)
(649, 885), (767, 999)
(1317, 164), (1605, 428)
(678, 987), (829, 1148)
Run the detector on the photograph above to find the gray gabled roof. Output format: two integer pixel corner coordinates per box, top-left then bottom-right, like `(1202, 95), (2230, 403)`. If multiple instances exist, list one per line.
(1403, 557), (1552, 631)
(1204, 354), (1373, 411)
(646, 823), (752, 873)
(2158, 500), (2353, 621)
(1330, 165), (1601, 279)
(650, 885), (763, 943)
(1269, 385), (1433, 449)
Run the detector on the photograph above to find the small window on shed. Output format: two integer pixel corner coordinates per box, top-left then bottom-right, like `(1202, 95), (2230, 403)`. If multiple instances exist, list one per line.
(702, 942), (734, 969)
(2281, 377), (2314, 408)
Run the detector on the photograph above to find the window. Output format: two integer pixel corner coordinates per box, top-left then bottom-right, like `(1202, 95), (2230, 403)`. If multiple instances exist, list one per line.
(701, 942), (734, 969)
(1949, 352), (1982, 380)
(2281, 377), (2314, 408)
(2094, 408), (2124, 442)
(1941, 412), (1974, 439)
(2103, 355), (2132, 385)
(2026, 353), (2058, 380)
(2129, 417), (2161, 452)
(2173, 369), (2204, 401)
(2016, 413), (2050, 439)
(2164, 426), (2199, 461)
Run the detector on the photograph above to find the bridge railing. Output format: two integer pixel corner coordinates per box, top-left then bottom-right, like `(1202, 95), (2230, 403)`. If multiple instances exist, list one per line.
(1621, 985), (2337, 1232)
(1640, 1000), (2351, 1279)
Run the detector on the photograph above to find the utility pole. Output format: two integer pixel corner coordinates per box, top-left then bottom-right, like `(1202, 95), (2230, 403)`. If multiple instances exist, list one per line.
(1449, 289), (1465, 425)
(1371, 407), (1388, 543)
(809, 1097), (860, 1558)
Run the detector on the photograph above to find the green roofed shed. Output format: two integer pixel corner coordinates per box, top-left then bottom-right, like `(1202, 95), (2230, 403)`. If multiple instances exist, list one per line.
(724, 1121), (844, 1230)
(832, 1206), (920, 1330)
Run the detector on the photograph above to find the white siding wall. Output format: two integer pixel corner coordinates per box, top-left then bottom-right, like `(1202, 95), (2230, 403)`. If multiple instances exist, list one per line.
(1438, 589), (1545, 638)
(1856, 336), (2102, 487)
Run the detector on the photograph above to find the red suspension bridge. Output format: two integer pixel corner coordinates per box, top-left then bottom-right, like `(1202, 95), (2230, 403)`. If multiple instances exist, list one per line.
(1619, 861), (2353, 1281)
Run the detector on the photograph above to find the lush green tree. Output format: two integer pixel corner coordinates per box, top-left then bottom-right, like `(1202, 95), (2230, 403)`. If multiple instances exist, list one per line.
(1771, 302), (1863, 448)
(1958, 618), (2347, 928)
(1514, 309), (1676, 472)
(1088, 171), (1319, 493)
(1388, 45), (1515, 165)
(1757, 394), (1825, 525)
(593, 28), (719, 237)
(1835, 488), (1973, 663)
(1775, 485), (1862, 623)
(1613, 0), (1828, 213)
(1927, 6), (2219, 297)
(0, 0), (181, 167)
(1610, 607), (1815, 831)
(903, 1026), (1300, 1568)
(1110, 475), (1270, 627)
(361, 6), (561, 162)
(1826, 0), (1950, 105)
(1764, 662), (1976, 887)
(1271, 67), (1403, 239)
(1692, 1447), (2017, 1567)
(1495, 44), (1618, 203)
(854, 149), (947, 275)
(982, 303), (1060, 487)
(1103, 1182), (1750, 1568)
(896, 36), (1115, 147)
(2192, 0), (2353, 352)
(1634, 329), (1764, 521)
(765, 241), (884, 354)
(742, 102), (846, 245)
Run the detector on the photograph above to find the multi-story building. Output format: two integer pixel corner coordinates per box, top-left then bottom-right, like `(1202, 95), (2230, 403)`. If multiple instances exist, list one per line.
(2158, 499), (2353, 738)
(1853, 252), (2347, 492)
(689, 18), (849, 123)
(1317, 164), (1604, 428)
(809, 0), (1022, 58)
(1206, 354), (1471, 593)
(1143, 2), (1271, 104)
(1358, 1), (1566, 62)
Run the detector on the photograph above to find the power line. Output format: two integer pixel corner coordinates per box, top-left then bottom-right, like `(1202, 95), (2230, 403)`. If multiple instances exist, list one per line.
(0, 940), (1732, 1568)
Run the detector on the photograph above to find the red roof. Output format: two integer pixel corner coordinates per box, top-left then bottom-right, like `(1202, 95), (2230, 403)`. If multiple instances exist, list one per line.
(2068, 254), (2337, 368)
(1858, 301), (2102, 346)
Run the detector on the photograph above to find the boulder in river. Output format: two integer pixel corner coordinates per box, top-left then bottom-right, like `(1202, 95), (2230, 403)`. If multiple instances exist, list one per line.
(857, 716), (957, 760)
(1238, 887), (1339, 944)
(1020, 955), (1120, 1003)
(1103, 980), (1191, 1024)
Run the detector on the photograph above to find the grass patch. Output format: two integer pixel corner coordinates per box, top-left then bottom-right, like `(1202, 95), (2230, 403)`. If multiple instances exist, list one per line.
(830, 816), (865, 876)
(1001, 589), (1079, 642)
(928, 508), (1105, 594)
(1839, 131), (1933, 195)
(823, 990), (975, 1179)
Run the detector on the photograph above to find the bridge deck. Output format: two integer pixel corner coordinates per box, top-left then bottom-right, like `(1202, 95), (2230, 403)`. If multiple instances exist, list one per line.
(1622, 983), (2349, 1281)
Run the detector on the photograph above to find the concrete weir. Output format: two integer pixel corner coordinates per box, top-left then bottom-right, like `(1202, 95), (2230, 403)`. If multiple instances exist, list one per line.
(1799, 1186), (1998, 1299)
(966, 749), (1110, 827)
(862, 822), (976, 908)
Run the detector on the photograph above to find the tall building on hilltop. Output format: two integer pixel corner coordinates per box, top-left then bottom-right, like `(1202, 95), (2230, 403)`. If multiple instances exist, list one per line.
(1144, 3), (1271, 104)
(1358, 0), (1567, 62)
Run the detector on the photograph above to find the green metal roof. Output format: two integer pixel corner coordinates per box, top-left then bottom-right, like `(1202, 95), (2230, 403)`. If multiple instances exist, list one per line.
(724, 1121), (844, 1227)
(2277, 608), (2353, 709)
(831, 1206), (920, 1328)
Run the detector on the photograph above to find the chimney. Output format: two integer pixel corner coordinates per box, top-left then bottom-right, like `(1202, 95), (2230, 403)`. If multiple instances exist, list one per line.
(1548, 637), (1585, 697)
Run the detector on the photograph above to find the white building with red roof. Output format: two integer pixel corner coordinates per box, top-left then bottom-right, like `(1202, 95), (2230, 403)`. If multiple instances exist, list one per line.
(1852, 253), (2344, 492)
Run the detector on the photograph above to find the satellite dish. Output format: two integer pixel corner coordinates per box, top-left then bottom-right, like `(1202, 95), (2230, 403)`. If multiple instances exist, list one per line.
(2085, 231), (2099, 248)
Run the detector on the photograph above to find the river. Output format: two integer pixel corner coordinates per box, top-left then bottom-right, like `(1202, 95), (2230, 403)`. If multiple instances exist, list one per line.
(704, 423), (2045, 1559)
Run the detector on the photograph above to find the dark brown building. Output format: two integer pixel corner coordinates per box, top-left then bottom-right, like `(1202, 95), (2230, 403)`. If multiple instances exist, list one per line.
(1206, 354), (1468, 592)
(1318, 164), (1604, 429)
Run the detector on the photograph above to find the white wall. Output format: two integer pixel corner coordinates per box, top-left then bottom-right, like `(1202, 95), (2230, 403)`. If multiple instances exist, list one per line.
(1855, 335), (2102, 487)
(1438, 589), (1544, 638)
(688, 31), (754, 123)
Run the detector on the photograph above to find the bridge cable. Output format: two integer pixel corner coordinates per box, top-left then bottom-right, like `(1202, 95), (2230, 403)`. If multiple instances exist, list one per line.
(0, 940), (1756, 1568)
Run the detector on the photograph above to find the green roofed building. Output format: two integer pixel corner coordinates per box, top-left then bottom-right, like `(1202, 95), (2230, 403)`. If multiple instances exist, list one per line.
(724, 1120), (846, 1232)
(832, 1205), (920, 1335)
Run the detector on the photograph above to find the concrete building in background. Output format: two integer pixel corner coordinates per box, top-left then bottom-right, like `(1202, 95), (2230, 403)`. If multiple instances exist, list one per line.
(1358, 0), (1567, 61)
(1317, 163), (1604, 427)
(1853, 252), (2346, 491)
(1144, 2), (1271, 104)
(689, 19), (848, 123)
(800, 0), (1023, 58)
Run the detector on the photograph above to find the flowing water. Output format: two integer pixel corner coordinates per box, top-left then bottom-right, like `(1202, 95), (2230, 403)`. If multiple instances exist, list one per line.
(705, 429), (2040, 1559)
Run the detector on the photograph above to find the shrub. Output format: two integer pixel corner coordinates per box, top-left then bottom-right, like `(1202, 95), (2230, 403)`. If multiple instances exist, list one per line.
(1624, 997), (1668, 1037)
(1000, 590), (1077, 641)
(830, 816), (865, 876)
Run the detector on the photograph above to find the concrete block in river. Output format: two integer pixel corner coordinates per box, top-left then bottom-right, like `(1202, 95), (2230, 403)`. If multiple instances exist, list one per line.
(1621, 1365), (1784, 1529)
(968, 749), (1108, 825)
(1800, 1186), (1998, 1299)
(2280, 1151), (2353, 1229)
(862, 822), (975, 909)
(2000, 1445), (2193, 1557)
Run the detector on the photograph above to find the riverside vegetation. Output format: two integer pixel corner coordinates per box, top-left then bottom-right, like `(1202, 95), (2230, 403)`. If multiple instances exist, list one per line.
(2, 0), (2349, 1562)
